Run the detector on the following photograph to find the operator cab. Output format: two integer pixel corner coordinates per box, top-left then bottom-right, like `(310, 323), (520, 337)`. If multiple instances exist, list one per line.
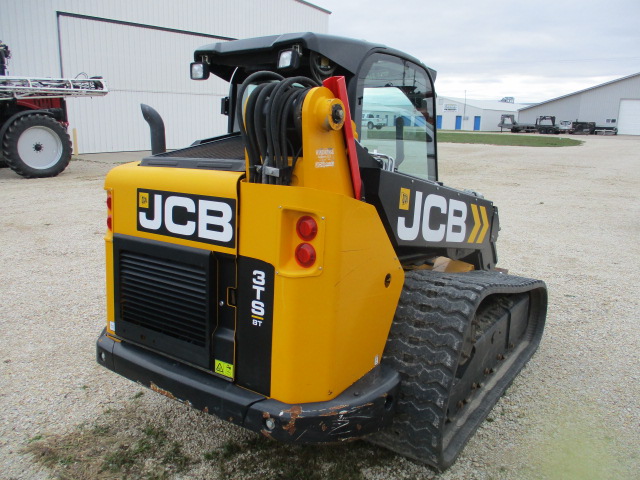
(191, 32), (438, 182)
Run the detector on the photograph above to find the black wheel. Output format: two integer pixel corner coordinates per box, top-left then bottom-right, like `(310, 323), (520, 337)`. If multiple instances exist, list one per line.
(2, 114), (72, 178)
(367, 121), (374, 129)
(375, 125), (383, 130)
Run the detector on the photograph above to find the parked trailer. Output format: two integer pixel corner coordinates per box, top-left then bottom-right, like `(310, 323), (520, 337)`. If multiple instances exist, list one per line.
(559, 120), (617, 135)
(497, 114), (560, 134)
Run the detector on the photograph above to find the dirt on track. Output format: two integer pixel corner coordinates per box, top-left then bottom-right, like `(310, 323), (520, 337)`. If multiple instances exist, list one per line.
(1, 135), (639, 479)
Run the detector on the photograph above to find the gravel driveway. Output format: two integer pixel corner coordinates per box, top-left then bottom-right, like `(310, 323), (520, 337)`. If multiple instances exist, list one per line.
(1, 135), (638, 479)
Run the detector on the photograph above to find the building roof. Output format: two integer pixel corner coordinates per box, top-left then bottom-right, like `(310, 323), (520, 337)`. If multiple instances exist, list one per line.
(519, 72), (640, 111)
(439, 96), (524, 112)
(295, 0), (331, 14)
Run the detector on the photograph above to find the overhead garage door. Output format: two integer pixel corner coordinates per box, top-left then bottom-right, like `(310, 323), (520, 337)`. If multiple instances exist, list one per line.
(58, 14), (231, 153)
(617, 99), (640, 135)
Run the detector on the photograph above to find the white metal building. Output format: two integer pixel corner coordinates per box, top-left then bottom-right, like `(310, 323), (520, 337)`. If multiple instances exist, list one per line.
(435, 97), (526, 132)
(518, 73), (640, 135)
(0, 0), (329, 152)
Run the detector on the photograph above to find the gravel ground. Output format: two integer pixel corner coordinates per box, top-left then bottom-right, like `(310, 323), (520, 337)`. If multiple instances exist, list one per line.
(1, 135), (639, 479)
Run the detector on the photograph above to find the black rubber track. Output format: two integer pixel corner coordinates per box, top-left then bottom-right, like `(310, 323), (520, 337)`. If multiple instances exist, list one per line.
(367, 269), (547, 470)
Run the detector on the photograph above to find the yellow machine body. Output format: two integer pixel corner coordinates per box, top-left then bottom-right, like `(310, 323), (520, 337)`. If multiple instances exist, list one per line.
(239, 182), (402, 402)
(104, 86), (402, 403)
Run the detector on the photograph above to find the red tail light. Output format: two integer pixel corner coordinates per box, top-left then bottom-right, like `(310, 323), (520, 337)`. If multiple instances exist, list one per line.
(295, 243), (316, 268)
(296, 216), (318, 241)
(106, 192), (113, 231)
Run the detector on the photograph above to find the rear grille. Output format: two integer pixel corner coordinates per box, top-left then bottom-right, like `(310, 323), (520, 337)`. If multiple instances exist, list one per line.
(113, 235), (215, 369)
(120, 252), (208, 346)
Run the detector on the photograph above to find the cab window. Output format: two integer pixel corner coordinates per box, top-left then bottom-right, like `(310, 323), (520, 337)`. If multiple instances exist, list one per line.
(356, 54), (436, 181)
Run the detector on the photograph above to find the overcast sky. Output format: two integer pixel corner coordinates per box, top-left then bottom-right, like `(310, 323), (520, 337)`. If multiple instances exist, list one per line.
(314, 0), (640, 103)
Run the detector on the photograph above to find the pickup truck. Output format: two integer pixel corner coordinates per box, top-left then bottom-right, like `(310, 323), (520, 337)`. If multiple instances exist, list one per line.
(362, 113), (385, 129)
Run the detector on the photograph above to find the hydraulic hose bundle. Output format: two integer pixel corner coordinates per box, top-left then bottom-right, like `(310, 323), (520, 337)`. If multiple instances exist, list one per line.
(236, 72), (319, 185)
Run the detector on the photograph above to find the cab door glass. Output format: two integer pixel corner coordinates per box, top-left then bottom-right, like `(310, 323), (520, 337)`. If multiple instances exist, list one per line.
(357, 55), (436, 181)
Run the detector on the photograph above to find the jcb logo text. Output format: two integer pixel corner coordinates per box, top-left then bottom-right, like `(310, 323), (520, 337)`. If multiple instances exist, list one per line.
(398, 191), (467, 243)
(137, 189), (235, 247)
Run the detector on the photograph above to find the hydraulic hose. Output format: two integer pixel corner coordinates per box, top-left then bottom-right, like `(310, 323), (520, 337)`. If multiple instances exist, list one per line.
(237, 71), (319, 185)
(236, 71), (284, 183)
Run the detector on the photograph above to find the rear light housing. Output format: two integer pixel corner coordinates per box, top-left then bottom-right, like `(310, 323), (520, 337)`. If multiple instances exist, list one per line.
(279, 210), (324, 276)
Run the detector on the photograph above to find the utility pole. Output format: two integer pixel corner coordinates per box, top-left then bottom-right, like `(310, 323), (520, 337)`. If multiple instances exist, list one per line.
(463, 90), (467, 131)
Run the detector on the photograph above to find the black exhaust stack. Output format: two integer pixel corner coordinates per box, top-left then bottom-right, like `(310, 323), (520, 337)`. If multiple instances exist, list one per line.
(140, 104), (166, 155)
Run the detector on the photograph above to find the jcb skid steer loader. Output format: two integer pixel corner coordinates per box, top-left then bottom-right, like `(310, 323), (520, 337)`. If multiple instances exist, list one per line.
(96, 33), (547, 470)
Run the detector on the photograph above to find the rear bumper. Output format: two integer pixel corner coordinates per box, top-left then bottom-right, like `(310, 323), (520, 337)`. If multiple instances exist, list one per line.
(97, 330), (400, 443)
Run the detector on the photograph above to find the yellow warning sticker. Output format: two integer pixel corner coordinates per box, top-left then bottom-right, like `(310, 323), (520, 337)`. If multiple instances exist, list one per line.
(138, 191), (149, 208)
(399, 188), (411, 210)
(214, 359), (234, 378)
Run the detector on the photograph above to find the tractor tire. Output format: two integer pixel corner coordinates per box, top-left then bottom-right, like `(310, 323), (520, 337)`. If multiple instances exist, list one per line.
(2, 114), (72, 178)
(368, 269), (546, 470)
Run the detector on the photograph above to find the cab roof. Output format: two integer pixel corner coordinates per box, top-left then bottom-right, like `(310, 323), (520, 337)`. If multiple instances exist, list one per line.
(194, 32), (436, 83)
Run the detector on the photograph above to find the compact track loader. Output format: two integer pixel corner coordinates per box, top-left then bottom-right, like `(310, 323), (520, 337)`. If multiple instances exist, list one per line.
(97, 33), (547, 469)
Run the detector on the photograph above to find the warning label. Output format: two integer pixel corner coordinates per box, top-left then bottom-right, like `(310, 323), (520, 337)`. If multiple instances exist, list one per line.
(214, 359), (234, 379)
(315, 148), (335, 168)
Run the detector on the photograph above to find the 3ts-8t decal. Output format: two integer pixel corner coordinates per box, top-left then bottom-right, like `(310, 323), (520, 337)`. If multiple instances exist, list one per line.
(250, 270), (267, 326)
(397, 187), (490, 245)
(236, 258), (275, 396)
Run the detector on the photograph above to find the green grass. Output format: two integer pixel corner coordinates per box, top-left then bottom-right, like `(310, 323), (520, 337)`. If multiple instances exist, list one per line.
(364, 128), (582, 146)
(24, 402), (397, 480)
(437, 131), (583, 147)
(365, 128), (428, 141)
(202, 436), (396, 480)
(24, 408), (192, 480)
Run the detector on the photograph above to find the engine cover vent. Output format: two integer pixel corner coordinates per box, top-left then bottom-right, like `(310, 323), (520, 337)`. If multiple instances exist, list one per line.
(113, 234), (215, 369)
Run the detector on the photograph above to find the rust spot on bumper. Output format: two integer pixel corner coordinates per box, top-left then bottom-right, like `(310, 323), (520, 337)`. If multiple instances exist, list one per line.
(282, 405), (302, 435)
(150, 382), (176, 400)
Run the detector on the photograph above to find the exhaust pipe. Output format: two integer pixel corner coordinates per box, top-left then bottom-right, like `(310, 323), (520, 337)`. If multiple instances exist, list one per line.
(395, 116), (405, 166)
(140, 104), (166, 155)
